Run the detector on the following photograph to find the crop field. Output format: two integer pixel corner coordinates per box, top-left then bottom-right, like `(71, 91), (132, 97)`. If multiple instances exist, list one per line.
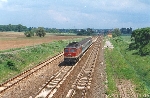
(0, 32), (83, 83)
(105, 36), (150, 97)
(0, 32), (81, 51)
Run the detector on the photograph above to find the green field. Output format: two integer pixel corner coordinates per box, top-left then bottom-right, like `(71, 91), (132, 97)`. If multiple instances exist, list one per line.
(105, 36), (150, 97)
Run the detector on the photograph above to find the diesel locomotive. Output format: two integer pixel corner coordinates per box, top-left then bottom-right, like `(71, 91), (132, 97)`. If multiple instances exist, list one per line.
(64, 37), (92, 63)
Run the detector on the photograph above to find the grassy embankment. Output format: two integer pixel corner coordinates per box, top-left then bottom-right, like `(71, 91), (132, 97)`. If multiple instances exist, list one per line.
(0, 38), (82, 83)
(105, 36), (150, 97)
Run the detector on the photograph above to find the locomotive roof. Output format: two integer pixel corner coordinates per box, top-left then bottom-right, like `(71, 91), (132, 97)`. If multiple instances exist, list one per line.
(66, 42), (80, 48)
(66, 37), (92, 48)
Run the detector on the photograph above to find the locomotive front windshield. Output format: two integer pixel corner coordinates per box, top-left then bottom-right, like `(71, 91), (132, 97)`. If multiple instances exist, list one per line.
(64, 48), (76, 53)
(70, 48), (76, 52)
(64, 48), (69, 52)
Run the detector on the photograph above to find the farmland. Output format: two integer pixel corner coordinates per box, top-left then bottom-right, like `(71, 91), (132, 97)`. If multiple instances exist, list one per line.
(0, 32), (80, 51)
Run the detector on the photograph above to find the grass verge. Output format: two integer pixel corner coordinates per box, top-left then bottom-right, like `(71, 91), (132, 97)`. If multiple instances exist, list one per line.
(105, 36), (150, 97)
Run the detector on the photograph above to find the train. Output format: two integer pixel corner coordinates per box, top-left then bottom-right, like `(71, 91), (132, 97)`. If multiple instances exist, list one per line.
(64, 37), (92, 63)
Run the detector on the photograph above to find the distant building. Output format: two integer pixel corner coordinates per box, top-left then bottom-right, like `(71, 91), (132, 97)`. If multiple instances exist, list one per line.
(120, 27), (132, 34)
(107, 31), (112, 38)
(107, 33), (112, 38)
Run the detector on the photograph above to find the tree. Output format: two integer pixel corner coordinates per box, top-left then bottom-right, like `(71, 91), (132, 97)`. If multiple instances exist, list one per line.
(7, 24), (12, 31)
(24, 31), (34, 37)
(112, 28), (121, 37)
(16, 24), (22, 32)
(87, 28), (94, 35)
(0, 25), (4, 32)
(77, 29), (86, 35)
(129, 27), (150, 55)
(35, 27), (46, 37)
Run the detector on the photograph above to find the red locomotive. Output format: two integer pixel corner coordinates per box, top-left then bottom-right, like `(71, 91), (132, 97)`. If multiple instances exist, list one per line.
(64, 37), (92, 63)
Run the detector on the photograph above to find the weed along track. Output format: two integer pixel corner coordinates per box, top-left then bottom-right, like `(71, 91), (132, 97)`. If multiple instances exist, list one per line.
(0, 36), (106, 98)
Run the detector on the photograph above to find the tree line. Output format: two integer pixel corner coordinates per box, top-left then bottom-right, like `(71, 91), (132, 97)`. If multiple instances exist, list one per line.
(76, 28), (95, 36)
(0, 24), (96, 36)
(0, 24), (27, 32)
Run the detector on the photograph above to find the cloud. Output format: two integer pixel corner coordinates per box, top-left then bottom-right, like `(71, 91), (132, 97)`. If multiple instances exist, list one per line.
(1, 0), (7, 2)
(0, 0), (7, 8)
(0, 0), (150, 29)
(48, 9), (70, 23)
(78, 0), (149, 13)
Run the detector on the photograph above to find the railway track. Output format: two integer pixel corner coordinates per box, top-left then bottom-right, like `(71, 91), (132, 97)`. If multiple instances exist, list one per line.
(34, 65), (74, 98)
(0, 52), (63, 94)
(65, 36), (101, 98)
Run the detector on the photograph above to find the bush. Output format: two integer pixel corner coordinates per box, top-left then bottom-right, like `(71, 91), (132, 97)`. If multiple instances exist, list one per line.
(24, 31), (34, 37)
(0, 60), (2, 64)
(6, 60), (17, 70)
(35, 27), (46, 37)
(129, 43), (137, 50)
(112, 28), (121, 37)
(139, 43), (150, 56)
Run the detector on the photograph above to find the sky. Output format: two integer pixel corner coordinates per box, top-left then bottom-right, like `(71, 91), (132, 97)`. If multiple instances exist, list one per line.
(0, 0), (150, 29)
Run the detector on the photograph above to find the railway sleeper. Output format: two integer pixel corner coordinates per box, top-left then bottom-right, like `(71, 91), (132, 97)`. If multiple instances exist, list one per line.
(46, 85), (56, 89)
(49, 82), (58, 85)
(0, 87), (6, 92)
(77, 85), (86, 90)
(66, 89), (75, 98)
(78, 80), (88, 84)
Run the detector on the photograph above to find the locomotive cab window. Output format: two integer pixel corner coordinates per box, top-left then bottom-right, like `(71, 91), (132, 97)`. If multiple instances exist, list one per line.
(70, 48), (76, 52)
(64, 48), (69, 52)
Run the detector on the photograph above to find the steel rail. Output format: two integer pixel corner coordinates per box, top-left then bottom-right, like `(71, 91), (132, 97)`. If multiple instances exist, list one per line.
(0, 52), (63, 94)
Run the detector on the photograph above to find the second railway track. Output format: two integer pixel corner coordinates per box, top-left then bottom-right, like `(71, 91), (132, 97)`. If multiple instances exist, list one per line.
(0, 52), (63, 94)
(34, 65), (74, 98)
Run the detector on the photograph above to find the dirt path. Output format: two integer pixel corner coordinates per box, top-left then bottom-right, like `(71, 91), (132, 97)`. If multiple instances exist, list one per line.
(116, 79), (137, 98)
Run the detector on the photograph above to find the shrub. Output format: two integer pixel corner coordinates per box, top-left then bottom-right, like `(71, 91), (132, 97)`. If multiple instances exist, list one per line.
(139, 43), (150, 56)
(35, 27), (46, 37)
(0, 60), (2, 64)
(6, 60), (17, 70)
(129, 42), (138, 50)
(24, 31), (34, 37)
